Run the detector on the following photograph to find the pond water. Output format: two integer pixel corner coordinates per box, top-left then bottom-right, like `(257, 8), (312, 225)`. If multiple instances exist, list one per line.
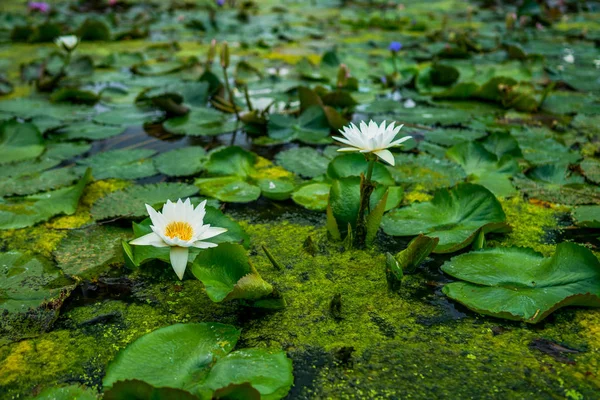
(0, 0), (599, 399)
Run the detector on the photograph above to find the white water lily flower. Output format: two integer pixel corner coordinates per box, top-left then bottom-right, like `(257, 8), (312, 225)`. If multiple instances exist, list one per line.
(130, 198), (227, 280)
(55, 35), (79, 53)
(333, 120), (411, 166)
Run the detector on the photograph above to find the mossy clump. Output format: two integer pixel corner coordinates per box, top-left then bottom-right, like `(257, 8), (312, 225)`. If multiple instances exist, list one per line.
(490, 196), (567, 256)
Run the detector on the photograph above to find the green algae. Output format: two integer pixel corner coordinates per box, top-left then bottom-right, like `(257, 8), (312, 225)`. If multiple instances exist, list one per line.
(1, 214), (599, 398)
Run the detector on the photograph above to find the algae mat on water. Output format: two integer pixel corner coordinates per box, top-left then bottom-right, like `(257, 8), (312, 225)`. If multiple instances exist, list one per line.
(1, 0), (600, 399)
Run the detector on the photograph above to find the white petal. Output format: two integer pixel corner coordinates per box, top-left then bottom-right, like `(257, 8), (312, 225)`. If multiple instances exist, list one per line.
(197, 226), (228, 240)
(145, 204), (165, 230)
(375, 149), (395, 166)
(390, 135), (412, 146)
(130, 232), (168, 247)
(170, 247), (189, 280)
(191, 241), (219, 249)
(337, 147), (360, 152)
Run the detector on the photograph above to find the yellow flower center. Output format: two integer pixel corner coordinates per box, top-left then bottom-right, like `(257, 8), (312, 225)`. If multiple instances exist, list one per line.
(164, 221), (193, 241)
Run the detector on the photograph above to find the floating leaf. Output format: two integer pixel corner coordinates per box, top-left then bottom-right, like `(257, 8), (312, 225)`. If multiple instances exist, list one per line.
(91, 183), (199, 220)
(275, 147), (330, 178)
(0, 119), (45, 165)
(382, 183), (509, 253)
(77, 149), (158, 180)
(153, 147), (207, 177)
(191, 243), (274, 303)
(573, 206), (600, 228)
(103, 323), (241, 390)
(93, 107), (164, 127)
(0, 166), (83, 197)
(0, 169), (91, 229)
(54, 225), (131, 279)
(103, 380), (199, 400)
(205, 146), (256, 177)
(163, 109), (237, 136)
(292, 182), (331, 211)
(199, 349), (293, 400)
(442, 243), (600, 323)
(34, 385), (97, 400)
(195, 177), (261, 203)
(446, 142), (518, 197)
(57, 121), (124, 141)
(580, 158), (600, 184)
(266, 106), (331, 145)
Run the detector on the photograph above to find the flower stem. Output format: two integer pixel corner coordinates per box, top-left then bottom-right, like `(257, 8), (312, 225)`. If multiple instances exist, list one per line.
(391, 53), (398, 76)
(365, 158), (375, 184)
(355, 156), (377, 248)
(222, 67), (240, 121)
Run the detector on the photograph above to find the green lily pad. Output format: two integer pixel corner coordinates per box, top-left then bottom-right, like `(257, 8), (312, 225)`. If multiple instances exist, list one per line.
(275, 147), (330, 178)
(0, 251), (69, 314)
(153, 147), (207, 177)
(103, 323), (241, 390)
(382, 183), (509, 253)
(390, 153), (466, 189)
(0, 166), (83, 197)
(205, 146), (256, 177)
(103, 380), (198, 400)
(0, 98), (91, 122)
(327, 153), (395, 186)
(266, 105), (332, 145)
(93, 107), (164, 127)
(423, 128), (487, 147)
(256, 178), (295, 201)
(0, 169), (92, 229)
(199, 349), (293, 400)
(34, 385), (98, 400)
(54, 225), (132, 279)
(292, 182), (331, 211)
(163, 109), (238, 136)
(57, 121), (124, 141)
(442, 243), (600, 323)
(580, 158), (600, 184)
(446, 142), (518, 197)
(514, 164), (600, 205)
(192, 243), (274, 303)
(195, 177), (261, 203)
(77, 149), (158, 180)
(573, 206), (600, 228)
(0, 119), (45, 165)
(91, 183), (199, 220)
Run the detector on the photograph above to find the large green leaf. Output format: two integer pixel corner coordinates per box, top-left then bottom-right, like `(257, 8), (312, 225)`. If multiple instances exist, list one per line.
(204, 146), (256, 178)
(0, 169), (91, 229)
(54, 225), (132, 279)
(153, 147), (207, 177)
(0, 166), (83, 197)
(292, 182), (331, 211)
(442, 243), (600, 323)
(0, 119), (45, 164)
(266, 106), (331, 145)
(191, 243), (273, 303)
(76, 149), (158, 180)
(327, 153), (395, 186)
(382, 183), (509, 253)
(163, 109), (237, 137)
(446, 142), (518, 197)
(91, 183), (199, 220)
(103, 380), (199, 400)
(199, 349), (293, 400)
(275, 147), (330, 178)
(34, 385), (98, 400)
(0, 251), (69, 313)
(195, 177), (261, 204)
(573, 206), (600, 228)
(93, 107), (164, 127)
(103, 323), (241, 390)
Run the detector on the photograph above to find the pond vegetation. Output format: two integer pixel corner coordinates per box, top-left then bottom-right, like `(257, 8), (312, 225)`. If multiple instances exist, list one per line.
(0, 0), (600, 399)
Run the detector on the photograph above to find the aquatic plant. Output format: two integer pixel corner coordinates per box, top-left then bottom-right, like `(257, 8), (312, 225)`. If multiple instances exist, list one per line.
(329, 120), (410, 246)
(129, 198), (227, 280)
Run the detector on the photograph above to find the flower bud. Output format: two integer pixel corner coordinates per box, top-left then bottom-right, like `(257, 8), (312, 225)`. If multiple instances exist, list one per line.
(220, 41), (230, 69)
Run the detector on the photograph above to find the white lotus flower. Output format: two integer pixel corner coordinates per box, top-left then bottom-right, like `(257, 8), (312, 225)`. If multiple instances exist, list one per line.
(55, 35), (79, 53)
(333, 120), (411, 166)
(130, 198), (227, 280)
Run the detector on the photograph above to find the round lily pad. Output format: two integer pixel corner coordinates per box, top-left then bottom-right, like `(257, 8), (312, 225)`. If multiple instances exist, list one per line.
(382, 183), (509, 253)
(153, 146), (207, 177)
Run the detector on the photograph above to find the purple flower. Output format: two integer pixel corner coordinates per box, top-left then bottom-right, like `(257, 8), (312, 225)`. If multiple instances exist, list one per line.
(216, 0), (225, 6)
(388, 41), (402, 52)
(28, 1), (50, 13)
